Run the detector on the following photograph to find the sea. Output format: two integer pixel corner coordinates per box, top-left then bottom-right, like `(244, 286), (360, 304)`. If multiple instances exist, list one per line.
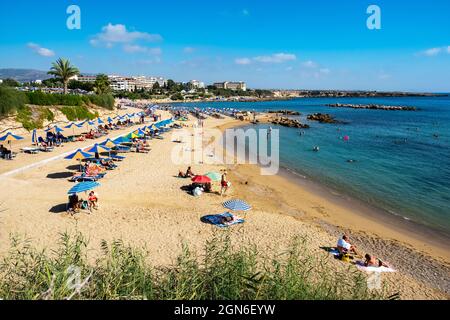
(175, 96), (450, 236)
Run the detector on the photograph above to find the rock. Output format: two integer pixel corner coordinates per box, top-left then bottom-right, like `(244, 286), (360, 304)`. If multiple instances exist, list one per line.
(326, 103), (417, 111)
(268, 110), (301, 116)
(271, 117), (310, 129)
(307, 113), (339, 124)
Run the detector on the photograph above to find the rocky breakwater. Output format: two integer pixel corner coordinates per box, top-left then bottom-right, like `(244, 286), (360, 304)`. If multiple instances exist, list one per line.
(307, 113), (340, 124)
(327, 103), (417, 111)
(271, 117), (310, 129)
(268, 110), (301, 116)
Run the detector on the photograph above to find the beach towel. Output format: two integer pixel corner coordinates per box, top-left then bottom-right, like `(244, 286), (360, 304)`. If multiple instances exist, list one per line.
(355, 261), (396, 273)
(201, 212), (245, 228)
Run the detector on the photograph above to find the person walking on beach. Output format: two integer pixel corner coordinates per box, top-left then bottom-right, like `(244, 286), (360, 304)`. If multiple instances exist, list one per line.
(221, 172), (229, 196)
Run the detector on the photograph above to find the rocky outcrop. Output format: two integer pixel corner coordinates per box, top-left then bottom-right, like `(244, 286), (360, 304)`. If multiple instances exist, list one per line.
(268, 110), (301, 116)
(307, 113), (339, 124)
(271, 117), (310, 129)
(327, 103), (417, 111)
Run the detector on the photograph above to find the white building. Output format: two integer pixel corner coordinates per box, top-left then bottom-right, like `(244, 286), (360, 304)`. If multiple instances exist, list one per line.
(188, 80), (205, 89)
(213, 81), (247, 91)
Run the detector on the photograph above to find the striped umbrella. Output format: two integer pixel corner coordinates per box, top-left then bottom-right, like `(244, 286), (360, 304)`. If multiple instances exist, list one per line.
(223, 199), (252, 212)
(68, 181), (100, 195)
(107, 117), (114, 123)
(84, 144), (111, 154)
(114, 136), (131, 144)
(65, 149), (93, 171)
(0, 132), (24, 152)
(100, 138), (118, 148)
(96, 118), (104, 125)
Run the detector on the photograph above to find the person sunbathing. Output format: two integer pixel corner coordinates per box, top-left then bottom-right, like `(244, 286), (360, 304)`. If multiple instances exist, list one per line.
(185, 167), (195, 178)
(337, 234), (358, 255)
(220, 215), (235, 225)
(364, 254), (390, 268)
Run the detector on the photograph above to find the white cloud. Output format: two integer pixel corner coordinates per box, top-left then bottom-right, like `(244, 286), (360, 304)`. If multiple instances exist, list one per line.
(254, 53), (297, 63)
(447, 46), (450, 54)
(423, 47), (442, 56)
(235, 58), (252, 65)
(91, 23), (162, 48)
(319, 68), (330, 74)
(27, 43), (55, 57)
(123, 44), (162, 55)
(183, 47), (195, 54)
(302, 60), (318, 68)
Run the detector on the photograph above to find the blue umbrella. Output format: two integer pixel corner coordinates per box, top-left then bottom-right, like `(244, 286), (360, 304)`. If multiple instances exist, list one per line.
(223, 199), (252, 212)
(31, 129), (37, 145)
(113, 136), (131, 144)
(68, 181), (100, 195)
(88, 120), (95, 126)
(65, 149), (93, 160)
(97, 118), (104, 125)
(0, 132), (24, 142)
(65, 122), (82, 129)
(107, 117), (113, 123)
(85, 144), (111, 154)
(54, 126), (64, 133)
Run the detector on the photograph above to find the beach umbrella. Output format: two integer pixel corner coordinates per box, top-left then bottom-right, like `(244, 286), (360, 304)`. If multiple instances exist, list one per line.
(113, 136), (131, 144)
(192, 175), (212, 184)
(65, 149), (93, 171)
(205, 172), (221, 182)
(107, 117), (113, 123)
(96, 118), (104, 125)
(0, 132), (24, 152)
(126, 132), (140, 139)
(223, 199), (252, 212)
(84, 143), (111, 154)
(100, 138), (118, 148)
(65, 122), (82, 136)
(31, 129), (37, 145)
(68, 181), (100, 195)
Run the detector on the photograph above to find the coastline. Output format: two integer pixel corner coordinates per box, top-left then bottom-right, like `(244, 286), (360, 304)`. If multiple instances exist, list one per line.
(215, 119), (450, 264)
(0, 112), (448, 299)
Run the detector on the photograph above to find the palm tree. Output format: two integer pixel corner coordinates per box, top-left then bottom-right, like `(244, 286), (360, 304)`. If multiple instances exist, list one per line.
(93, 74), (111, 95)
(48, 58), (80, 94)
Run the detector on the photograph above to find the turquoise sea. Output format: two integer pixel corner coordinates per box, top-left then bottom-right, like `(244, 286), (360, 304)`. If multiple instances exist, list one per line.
(176, 96), (450, 235)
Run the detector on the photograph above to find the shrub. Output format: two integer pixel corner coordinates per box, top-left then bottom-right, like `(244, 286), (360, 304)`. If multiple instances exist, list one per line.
(0, 232), (385, 300)
(60, 106), (98, 121)
(0, 86), (28, 116)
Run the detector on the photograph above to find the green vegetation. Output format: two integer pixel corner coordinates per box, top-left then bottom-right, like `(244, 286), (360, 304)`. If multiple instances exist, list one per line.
(48, 58), (80, 94)
(15, 106), (55, 131)
(60, 106), (98, 121)
(0, 232), (384, 300)
(68, 80), (94, 92)
(0, 78), (20, 88)
(0, 86), (27, 116)
(93, 74), (111, 95)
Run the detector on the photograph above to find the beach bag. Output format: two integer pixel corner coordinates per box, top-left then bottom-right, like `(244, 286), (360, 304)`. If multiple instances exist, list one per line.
(340, 253), (351, 263)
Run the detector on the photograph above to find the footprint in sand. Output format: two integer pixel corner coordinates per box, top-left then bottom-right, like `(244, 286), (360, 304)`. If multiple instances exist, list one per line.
(313, 206), (330, 217)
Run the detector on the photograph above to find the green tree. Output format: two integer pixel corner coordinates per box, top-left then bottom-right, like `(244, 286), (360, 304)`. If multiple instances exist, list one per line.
(93, 74), (111, 95)
(1, 78), (20, 87)
(47, 58), (80, 94)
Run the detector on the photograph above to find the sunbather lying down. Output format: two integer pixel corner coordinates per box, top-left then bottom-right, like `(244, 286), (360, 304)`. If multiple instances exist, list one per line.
(364, 254), (390, 268)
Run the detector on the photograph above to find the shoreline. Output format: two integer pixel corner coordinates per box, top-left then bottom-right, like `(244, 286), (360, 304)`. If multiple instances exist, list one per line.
(215, 118), (450, 264)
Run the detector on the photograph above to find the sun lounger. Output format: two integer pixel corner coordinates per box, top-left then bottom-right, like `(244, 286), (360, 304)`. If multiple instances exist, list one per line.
(355, 261), (396, 273)
(21, 147), (40, 154)
(111, 154), (126, 161)
(201, 212), (245, 228)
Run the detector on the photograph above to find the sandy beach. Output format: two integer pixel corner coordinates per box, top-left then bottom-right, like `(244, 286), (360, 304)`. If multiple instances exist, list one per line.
(0, 111), (449, 300)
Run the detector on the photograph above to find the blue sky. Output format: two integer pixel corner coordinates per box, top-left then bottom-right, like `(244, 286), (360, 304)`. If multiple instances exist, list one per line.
(0, 0), (449, 91)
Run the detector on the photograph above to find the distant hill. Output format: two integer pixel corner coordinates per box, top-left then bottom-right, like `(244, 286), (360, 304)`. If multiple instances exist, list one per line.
(0, 69), (52, 82)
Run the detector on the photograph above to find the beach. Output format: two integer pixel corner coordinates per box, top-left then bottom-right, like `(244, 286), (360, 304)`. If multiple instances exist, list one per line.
(0, 111), (449, 300)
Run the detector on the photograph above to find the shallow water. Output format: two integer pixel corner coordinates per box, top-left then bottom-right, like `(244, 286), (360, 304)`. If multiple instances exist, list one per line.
(176, 96), (450, 234)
